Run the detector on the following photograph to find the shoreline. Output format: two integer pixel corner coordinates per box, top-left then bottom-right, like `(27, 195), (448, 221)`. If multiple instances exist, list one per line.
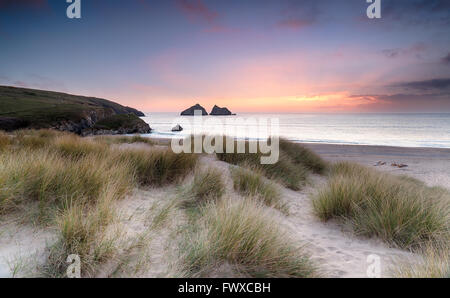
(144, 135), (450, 156)
(300, 142), (450, 159)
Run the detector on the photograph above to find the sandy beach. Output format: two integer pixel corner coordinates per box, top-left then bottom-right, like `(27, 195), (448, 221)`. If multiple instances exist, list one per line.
(303, 143), (450, 188)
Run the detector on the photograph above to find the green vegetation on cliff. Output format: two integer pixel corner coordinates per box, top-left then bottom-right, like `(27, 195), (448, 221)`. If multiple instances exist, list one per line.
(93, 114), (145, 131)
(0, 85), (149, 134)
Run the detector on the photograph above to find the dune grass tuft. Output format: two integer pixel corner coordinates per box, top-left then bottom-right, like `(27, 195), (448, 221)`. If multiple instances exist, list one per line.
(216, 138), (326, 190)
(181, 167), (225, 208)
(216, 142), (308, 190)
(180, 197), (317, 278)
(0, 131), (11, 150)
(113, 148), (197, 187)
(279, 138), (328, 174)
(230, 166), (286, 213)
(43, 198), (119, 277)
(312, 162), (449, 250)
(392, 244), (449, 278)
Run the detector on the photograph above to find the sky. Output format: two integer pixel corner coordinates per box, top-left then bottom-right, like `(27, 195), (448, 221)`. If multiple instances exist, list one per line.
(1, 0), (450, 113)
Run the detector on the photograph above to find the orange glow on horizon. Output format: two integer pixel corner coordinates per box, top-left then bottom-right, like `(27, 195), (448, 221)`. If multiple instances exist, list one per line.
(104, 91), (378, 113)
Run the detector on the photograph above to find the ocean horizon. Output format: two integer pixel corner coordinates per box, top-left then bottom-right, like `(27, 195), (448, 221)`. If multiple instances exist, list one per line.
(140, 112), (450, 149)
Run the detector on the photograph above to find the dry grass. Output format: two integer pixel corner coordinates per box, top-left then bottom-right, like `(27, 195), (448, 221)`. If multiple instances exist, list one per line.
(0, 133), (196, 216)
(53, 135), (108, 159)
(312, 162), (449, 250)
(0, 148), (133, 220)
(217, 148), (308, 191)
(392, 245), (449, 278)
(181, 167), (225, 208)
(113, 148), (197, 187)
(279, 138), (328, 174)
(0, 131), (11, 150)
(43, 198), (119, 277)
(0, 129), (198, 277)
(179, 197), (317, 278)
(12, 129), (66, 149)
(95, 135), (155, 146)
(230, 166), (286, 213)
(216, 138), (326, 190)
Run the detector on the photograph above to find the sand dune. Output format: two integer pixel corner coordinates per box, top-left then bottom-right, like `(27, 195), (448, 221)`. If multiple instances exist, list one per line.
(1, 143), (448, 277)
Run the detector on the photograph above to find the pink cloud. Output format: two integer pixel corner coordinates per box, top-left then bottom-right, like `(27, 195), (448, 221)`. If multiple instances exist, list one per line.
(176, 0), (218, 24)
(277, 19), (313, 30)
(175, 0), (238, 34)
(203, 25), (238, 34)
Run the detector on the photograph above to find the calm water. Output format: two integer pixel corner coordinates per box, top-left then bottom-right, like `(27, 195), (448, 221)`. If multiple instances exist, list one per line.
(140, 113), (450, 148)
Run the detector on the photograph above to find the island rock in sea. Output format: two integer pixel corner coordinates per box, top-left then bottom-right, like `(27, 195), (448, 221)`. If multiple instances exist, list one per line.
(180, 104), (208, 116)
(210, 105), (235, 116)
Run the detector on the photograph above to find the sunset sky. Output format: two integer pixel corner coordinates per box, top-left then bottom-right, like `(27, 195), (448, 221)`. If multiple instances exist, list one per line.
(1, 0), (450, 112)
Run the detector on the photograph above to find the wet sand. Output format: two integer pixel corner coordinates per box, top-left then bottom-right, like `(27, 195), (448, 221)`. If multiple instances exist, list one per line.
(302, 143), (450, 188)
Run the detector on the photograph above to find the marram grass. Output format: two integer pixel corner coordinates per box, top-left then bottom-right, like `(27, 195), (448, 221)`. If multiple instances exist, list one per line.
(179, 197), (317, 278)
(0, 130), (198, 277)
(230, 166), (287, 213)
(279, 138), (328, 174)
(312, 162), (449, 250)
(181, 167), (225, 208)
(216, 138), (327, 190)
(391, 244), (449, 278)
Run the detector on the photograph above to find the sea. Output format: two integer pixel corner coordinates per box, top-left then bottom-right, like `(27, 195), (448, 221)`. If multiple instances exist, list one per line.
(140, 113), (450, 149)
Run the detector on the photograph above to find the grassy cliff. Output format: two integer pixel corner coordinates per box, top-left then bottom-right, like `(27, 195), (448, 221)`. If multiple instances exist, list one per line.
(0, 86), (150, 134)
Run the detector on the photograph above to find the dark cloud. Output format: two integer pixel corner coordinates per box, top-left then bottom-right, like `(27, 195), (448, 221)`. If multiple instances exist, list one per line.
(0, 0), (47, 9)
(349, 92), (450, 112)
(391, 78), (450, 91)
(383, 0), (450, 26)
(381, 43), (426, 59)
(351, 77), (450, 111)
(353, 93), (449, 102)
